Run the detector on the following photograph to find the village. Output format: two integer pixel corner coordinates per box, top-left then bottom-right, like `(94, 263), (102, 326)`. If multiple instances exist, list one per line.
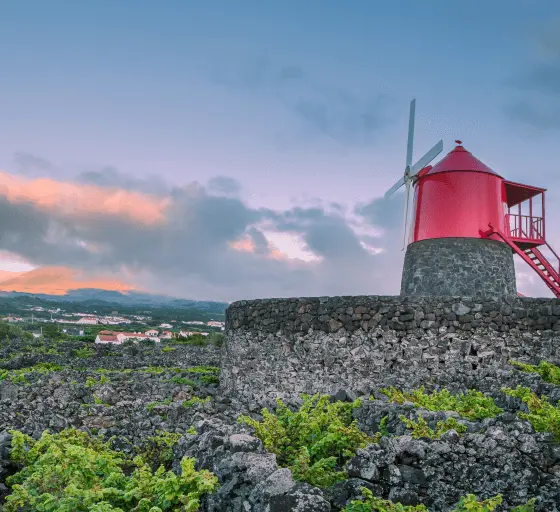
(1, 303), (225, 344)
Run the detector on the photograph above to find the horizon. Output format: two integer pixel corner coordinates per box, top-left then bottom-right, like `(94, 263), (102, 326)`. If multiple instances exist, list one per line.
(1, 1), (560, 301)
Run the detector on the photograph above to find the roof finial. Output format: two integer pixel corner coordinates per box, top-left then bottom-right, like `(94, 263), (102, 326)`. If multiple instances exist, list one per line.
(455, 139), (462, 145)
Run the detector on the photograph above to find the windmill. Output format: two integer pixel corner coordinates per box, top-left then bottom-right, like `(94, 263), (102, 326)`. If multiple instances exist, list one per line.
(384, 99), (443, 249)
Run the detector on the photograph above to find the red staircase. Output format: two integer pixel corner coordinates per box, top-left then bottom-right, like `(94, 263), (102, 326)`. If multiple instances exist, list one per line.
(483, 223), (560, 298)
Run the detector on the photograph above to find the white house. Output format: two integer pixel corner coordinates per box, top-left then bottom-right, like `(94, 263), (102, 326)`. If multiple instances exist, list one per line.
(145, 329), (159, 337)
(95, 333), (121, 344)
(77, 317), (98, 325)
(94, 331), (159, 345)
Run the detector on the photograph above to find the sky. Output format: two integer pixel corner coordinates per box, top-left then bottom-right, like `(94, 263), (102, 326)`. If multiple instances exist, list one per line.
(0, 1), (559, 301)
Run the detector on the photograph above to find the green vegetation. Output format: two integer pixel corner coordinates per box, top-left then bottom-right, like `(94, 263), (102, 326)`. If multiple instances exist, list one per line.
(345, 488), (428, 511)
(181, 396), (210, 408)
(171, 332), (224, 347)
(0, 321), (34, 342)
(0, 363), (63, 385)
(5, 428), (218, 511)
(509, 359), (560, 385)
(74, 346), (96, 358)
(138, 430), (182, 471)
(42, 322), (63, 340)
(380, 386), (503, 421)
(345, 489), (535, 512)
(169, 376), (196, 386)
(86, 374), (111, 388)
(400, 415), (467, 440)
(502, 386), (560, 440)
(238, 394), (374, 488)
(146, 398), (173, 411)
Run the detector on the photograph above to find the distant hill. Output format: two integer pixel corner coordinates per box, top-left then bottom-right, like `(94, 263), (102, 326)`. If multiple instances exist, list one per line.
(0, 288), (228, 314)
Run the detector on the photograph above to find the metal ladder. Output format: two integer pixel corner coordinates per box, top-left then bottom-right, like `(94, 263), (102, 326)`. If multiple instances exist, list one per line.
(482, 224), (560, 298)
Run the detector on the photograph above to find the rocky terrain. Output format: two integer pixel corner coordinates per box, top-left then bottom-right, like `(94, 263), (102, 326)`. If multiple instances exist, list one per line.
(0, 329), (559, 511)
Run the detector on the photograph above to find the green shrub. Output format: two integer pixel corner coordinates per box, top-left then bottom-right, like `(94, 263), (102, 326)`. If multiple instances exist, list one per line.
(238, 394), (375, 488)
(380, 386), (502, 420)
(86, 374), (111, 388)
(345, 488), (428, 511)
(5, 428), (218, 511)
(74, 347), (96, 358)
(169, 376), (196, 386)
(400, 415), (467, 440)
(509, 359), (560, 385)
(451, 494), (503, 511)
(173, 335), (208, 346)
(138, 430), (182, 471)
(185, 366), (220, 374)
(451, 494), (534, 511)
(345, 489), (535, 512)
(182, 396), (210, 408)
(0, 321), (34, 342)
(0, 363), (63, 385)
(502, 386), (560, 440)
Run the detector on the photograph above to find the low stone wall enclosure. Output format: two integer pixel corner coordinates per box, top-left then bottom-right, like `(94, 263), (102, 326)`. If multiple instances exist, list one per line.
(221, 295), (560, 404)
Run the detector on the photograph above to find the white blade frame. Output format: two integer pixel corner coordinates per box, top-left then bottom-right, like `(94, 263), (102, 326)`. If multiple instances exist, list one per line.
(410, 139), (443, 176)
(384, 176), (405, 199)
(402, 180), (411, 250)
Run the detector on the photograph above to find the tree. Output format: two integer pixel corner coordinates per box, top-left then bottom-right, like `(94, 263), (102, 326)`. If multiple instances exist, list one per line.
(42, 323), (62, 340)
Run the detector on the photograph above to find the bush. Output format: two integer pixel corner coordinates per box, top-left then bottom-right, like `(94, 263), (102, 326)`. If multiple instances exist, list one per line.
(380, 386), (502, 421)
(238, 394), (375, 488)
(74, 347), (96, 358)
(345, 488), (428, 511)
(0, 321), (33, 342)
(5, 428), (218, 511)
(399, 415), (467, 440)
(345, 489), (535, 512)
(0, 363), (63, 385)
(502, 386), (560, 440)
(137, 430), (182, 472)
(509, 359), (560, 385)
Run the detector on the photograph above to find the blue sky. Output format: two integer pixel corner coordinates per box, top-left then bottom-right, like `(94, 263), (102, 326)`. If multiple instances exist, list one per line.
(0, 1), (559, 300)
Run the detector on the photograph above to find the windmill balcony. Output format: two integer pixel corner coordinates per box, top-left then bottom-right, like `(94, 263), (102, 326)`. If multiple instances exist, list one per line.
(506, 213), (545, 248)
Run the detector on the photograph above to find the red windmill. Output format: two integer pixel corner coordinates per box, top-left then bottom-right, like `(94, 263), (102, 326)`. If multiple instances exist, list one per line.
(385, 99), (560, 299)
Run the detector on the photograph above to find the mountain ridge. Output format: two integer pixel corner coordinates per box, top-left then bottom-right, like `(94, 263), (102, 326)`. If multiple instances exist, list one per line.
(0, 288), (229, 313)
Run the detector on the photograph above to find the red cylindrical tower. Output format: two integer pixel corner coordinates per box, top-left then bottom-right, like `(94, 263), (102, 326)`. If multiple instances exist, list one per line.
(401, 140), (518, 298)
(410, 141), (507, 243)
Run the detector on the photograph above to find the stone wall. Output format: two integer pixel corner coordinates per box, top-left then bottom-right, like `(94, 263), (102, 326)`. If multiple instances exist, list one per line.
(401, 238), (517, 298)
(221, 295), (560, 404)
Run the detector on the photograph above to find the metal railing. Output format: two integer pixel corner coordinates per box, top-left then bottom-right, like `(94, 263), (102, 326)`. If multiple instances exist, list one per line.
(506, 214), (544, 241)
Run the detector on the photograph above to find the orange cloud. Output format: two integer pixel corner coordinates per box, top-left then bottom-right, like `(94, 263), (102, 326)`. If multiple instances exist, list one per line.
(230, 236), (255, 252)
(0, 171), (169, 225)
(0, 266), (136, 295)
(229, 234), (288, 260)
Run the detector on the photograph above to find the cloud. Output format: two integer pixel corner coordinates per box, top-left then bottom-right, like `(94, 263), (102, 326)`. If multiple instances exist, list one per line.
(206, 176), (242, 196)
(77, 166), (170, 196)
(210, 58), (394, 146)
(0, 171), (169, 225)
(0, 167), (406, 301)
(354, 193), (404, 231)
(505, 101), (560, 130)
(12, 153), (55, 176)
(505, 17), (560, 130)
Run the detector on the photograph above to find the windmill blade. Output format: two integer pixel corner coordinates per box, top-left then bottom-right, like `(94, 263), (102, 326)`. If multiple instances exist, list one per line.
(406, 99), (416, 169)
(410, 139), (443, 176)
(401, 179), (411, 250)
(384, 176), (406, 199)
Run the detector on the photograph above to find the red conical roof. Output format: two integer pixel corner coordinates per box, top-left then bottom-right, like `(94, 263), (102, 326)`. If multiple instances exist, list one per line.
(426, 140), (501, 177)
